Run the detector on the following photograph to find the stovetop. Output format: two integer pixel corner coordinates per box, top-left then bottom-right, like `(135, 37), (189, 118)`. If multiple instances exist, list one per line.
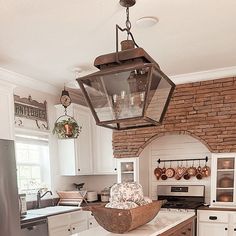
(162, 200), (204, 209)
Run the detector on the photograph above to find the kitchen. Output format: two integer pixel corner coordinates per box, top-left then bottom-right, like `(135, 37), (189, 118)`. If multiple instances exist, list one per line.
(1, 0), (236, 236)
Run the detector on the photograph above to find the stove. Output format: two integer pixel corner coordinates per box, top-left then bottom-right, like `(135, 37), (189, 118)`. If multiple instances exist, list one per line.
(157, 185), (205, 212)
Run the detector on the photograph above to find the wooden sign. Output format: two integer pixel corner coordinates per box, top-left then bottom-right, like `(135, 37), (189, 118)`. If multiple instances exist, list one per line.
(14, 95), (48, 123)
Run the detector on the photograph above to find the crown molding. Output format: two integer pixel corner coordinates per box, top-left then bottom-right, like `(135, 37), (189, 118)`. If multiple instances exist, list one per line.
(0, 67), (60, 95)
(0, 66), (236, 94)
(170, 66), (236, 85)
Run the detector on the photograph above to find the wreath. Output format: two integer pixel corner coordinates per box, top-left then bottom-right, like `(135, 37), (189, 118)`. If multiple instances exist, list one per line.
(53, 116), (81, 139)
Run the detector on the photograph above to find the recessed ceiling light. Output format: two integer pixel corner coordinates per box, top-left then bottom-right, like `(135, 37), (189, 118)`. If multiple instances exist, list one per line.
(136, 17), (159, 28)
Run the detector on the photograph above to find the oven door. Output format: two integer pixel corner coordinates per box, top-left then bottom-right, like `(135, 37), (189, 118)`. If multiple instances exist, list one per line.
(21, 219), (48, 236)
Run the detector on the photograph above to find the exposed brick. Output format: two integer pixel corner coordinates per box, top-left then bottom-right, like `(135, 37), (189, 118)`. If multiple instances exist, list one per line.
(113, 77), (236, 158)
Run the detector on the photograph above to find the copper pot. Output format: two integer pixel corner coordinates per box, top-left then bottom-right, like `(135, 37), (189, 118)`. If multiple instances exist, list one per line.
(166, 168), (175, 178)
(202, 165), (211, 177)
(154, 167), (162, 180)
(187, 165), (197, 176)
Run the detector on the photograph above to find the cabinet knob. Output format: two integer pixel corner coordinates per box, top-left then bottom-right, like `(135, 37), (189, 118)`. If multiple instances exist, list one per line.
(114, 168), (117, 171)
(90, 222), (92, 225)
(78, 168), (81, 171)
(234, 228), (236, 231)
(213, 200), (216, 203)
(182, 232), (186, 235)
(225, 228), (228, 231)
(68, 229), (71, 232)
(72, 227), (75, 230)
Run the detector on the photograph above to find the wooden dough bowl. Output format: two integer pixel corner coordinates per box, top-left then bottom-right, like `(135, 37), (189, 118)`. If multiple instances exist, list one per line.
(86, 200), (164, 234)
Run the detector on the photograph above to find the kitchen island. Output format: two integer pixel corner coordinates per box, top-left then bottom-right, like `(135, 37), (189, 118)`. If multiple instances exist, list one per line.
(72, 211), (195, 236)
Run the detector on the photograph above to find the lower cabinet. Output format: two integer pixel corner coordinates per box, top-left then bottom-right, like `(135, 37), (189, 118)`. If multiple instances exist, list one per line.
(87, 212), (99, 229)
(197, 210), (236, 236)
(48, 211), (88, 236)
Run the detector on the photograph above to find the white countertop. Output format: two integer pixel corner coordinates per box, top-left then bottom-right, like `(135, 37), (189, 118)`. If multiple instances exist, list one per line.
(72, 211), (195, 236)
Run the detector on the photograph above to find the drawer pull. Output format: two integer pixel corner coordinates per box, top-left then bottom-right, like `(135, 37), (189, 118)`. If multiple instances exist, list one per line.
(225, 228), (228, 231)
(209, 216), (217, 220)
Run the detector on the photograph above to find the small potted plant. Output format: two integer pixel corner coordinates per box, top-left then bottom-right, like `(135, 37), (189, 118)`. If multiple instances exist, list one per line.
(53, 116), (82, 139)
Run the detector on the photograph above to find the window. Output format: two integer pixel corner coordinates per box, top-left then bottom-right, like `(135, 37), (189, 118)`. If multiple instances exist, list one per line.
(15, 134), (51, 198)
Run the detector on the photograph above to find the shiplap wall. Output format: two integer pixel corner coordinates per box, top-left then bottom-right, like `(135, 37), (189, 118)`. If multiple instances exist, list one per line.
(147, 134), (211, 204)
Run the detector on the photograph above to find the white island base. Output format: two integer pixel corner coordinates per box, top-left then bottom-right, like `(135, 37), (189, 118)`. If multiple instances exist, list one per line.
(73, 211), (195, 236)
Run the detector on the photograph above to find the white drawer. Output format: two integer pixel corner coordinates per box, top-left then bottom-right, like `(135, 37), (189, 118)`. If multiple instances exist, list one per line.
(198, 210), (229, 223)
(230, 212), (236, 223)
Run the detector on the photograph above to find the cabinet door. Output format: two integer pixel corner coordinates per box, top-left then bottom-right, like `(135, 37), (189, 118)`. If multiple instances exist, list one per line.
(48, 213), (71, 236)
(70, 211), (88, 234)
(117, 158), (139, 183)
(88, 212), (99, 229)
(48, 227), (71, 236)
(58, 139), (77, 175)
(211, 154), (236, 207)
(93, 126), (117, 175)
(55, 104), (93, 175)
(198, 222), (228, 236)
(73, 106), (93, 175)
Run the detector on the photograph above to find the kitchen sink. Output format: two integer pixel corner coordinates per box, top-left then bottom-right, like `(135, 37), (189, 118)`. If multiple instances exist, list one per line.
(27, 205), (81, 216)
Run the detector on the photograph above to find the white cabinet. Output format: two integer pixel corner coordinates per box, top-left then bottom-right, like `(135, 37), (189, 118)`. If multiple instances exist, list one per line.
(87, 211), (99, 229)
(211, 153), (236, 208)
(117, 158), (139, 183)
(0, 82), (14, 140)
(92, 125), (117, 175)
(56, 104), (93, 175)
(197, 210), (236, 236)
(56, 103), (117, 176)
(48, 211), (88, 236)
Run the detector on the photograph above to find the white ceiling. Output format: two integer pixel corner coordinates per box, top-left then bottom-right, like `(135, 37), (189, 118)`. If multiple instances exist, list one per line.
(1, 0), (236, 89)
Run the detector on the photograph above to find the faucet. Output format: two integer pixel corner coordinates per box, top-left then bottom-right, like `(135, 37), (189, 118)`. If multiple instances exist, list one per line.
(36, 188), (53, 209)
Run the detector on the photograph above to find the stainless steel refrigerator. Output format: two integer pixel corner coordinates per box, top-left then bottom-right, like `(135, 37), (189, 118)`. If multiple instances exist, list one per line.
(0, 139), (22, 236)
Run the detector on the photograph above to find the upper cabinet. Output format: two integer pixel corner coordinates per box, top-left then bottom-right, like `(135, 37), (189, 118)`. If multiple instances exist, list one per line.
(211, 153), (236, 208)
(92, 125), (117, 175)
(117, 158), (139, 183)
(55, 104), (116, 176)
(56, 104), (93, 175)
(0, 82), (14, 140)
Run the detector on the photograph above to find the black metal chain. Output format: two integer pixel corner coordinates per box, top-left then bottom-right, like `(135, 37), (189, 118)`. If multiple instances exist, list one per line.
(126, 7), (131, 39)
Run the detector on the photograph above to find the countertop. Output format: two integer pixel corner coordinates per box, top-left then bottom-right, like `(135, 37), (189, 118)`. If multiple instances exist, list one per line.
(21, 201), (105, 227)
(71, 211), (195, 236)
(198, 205), (236, 211)
(21, 206), (82, 227)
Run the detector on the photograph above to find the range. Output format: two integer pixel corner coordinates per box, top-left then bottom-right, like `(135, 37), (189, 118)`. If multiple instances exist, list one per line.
(157, 185), (205, 212)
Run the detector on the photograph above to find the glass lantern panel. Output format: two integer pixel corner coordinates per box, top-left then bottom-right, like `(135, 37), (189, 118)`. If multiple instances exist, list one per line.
(146, 68), (172, 122)
(80, 66), (150, 122)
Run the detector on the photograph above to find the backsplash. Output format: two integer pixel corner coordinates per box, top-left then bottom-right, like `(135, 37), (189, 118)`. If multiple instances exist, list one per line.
(145, 134), (211, 204)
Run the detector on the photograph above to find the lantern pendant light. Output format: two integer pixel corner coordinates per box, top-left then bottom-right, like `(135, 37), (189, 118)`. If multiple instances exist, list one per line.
(77, 0), (175, 130)
(53, 88), (82, 139)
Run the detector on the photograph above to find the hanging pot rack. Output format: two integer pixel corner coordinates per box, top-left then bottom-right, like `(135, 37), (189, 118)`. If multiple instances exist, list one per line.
(157, 156), (208, 164)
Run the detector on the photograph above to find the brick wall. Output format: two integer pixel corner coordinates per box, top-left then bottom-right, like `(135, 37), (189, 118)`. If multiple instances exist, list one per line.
(113, 77), (236, 158)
